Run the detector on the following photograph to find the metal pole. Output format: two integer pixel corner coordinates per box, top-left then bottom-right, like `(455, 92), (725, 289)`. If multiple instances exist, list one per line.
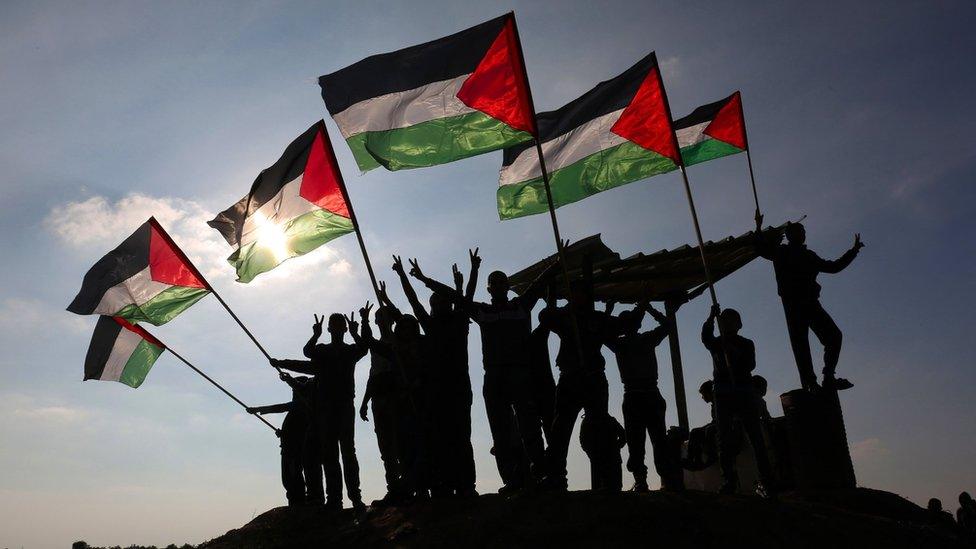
(166, 346), (278, 433)
(652, 54), (735, 378)
(510, 13), (589, 370)
(664, 299), (689, 431)
(738, 91), (762, 226)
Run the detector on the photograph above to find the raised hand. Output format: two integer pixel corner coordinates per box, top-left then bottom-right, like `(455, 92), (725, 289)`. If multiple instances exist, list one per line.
(360, 301), (373, 320)
(408, 258), (424, 279)
(359, 402), (369, 422)
(709, 304), (721, 319)
(453, 263), (463, 291)
(853, 233), (865, 251)
(469, 247), (481, 269)
(378, 281), (389, 303)
(311, 314), (324, 337)
(246, 407), (258, 414)
(279, 371), (293, 383)
(391, 255), (405, 275)
(345, 311), (359, 334)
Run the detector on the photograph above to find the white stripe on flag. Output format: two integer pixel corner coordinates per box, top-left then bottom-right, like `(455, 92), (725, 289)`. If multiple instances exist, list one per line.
(94, 266), (170, 316)
(331, 74), (476, 137)
(499, 109), (626, 187)
(238, 174), (320, 249)
(100, 327), (143, 382)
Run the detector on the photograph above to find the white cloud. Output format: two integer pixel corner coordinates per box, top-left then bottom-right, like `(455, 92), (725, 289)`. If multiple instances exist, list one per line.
(851, 437), (889, 462)
(0, 298), (88, 335)
(44, 193), (353, 284)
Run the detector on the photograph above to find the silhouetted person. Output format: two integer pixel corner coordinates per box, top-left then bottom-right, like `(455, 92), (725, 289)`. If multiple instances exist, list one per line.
(606, 302), (678, 492)
(702, 306), (775, 496)
(272, 312), (368, 513)
(539, 264), (620, 492)
(579, 412), (626, 491)
(958, 492), (976, 535)
(530, 290), (558, 445)
(390, 254), (478, 497)
(683, 380), (718, 472)
(411, 252), (555, 493)
(358, 304), (404, 505)
(248, 373), (322, 506)
(752, 374), (772, 421)
(756, 221), (864, 391)
(928, 498), (957, 527)
(360, 301), (428, 501)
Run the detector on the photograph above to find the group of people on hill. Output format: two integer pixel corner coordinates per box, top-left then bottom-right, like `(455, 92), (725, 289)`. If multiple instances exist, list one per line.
(247, 221), (866, 512)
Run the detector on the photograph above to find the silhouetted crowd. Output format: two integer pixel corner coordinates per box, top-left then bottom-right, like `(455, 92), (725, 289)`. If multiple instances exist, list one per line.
(247, 222), (875, 513)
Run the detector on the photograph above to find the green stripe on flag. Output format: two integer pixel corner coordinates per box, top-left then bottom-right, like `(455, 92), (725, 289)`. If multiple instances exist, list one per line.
(348, 111), (532, 172)
(231, 208), (355, 283)
(497, 141), (677, 220)
(680, 138), (744, 167)
(118, 339), (164, 388)
(116, 286), (210, 326)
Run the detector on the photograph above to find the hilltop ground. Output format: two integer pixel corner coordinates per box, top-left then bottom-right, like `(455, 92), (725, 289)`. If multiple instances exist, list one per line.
(196, 488), (970, 548)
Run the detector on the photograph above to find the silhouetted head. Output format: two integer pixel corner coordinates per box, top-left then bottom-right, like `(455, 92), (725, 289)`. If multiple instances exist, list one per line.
(753, 375), (768, 397)
(699, 380), (714, 404)
(327, 313), (346, 338)
(718, 308), (742, 334)
(429, 292), (452, 316)
(618, 308), (643, 334)
(394, 314), (420, 341)
(487, 270), (509, 301)
(785, 222), (806, 245)
(375, 306), (395, 334)
(961, 492), (974, 506)
(928, 498), (943, 512)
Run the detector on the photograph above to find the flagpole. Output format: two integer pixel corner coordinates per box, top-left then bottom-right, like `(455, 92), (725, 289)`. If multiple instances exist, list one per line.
(652, 54), (735, 378)
(319, 124), (382, 302)
(510, 12), (590, 369)
(149, 218), (277, 370)
(165, 345), (279, 433)
(738, 92), (763, 226)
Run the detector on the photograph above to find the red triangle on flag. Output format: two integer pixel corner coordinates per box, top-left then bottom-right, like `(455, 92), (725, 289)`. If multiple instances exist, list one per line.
(299, 124), (351, 219)
(610, 66), (679, 165)
(456, 15), (536, 136)
(148, 223), (206, 289)
(703, 91), (747, 150)
(113, 316), (165, 348)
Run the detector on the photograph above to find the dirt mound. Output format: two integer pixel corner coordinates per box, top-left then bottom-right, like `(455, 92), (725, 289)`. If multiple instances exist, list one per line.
(198, 488), (969, 548)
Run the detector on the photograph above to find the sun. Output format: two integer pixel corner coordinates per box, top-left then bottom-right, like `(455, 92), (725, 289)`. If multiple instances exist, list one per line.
(251, 211), (290, 263)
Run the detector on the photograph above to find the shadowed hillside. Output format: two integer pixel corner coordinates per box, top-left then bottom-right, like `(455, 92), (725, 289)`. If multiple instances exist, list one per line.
(197, 488), (969, 549)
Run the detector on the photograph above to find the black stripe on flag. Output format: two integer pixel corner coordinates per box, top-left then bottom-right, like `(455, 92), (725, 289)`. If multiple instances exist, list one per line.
(67, 222), (151, 315)
(502, 52), (659, 167)
(207, 122), (321, 248)
(319, 14), (509, 115)
(83, 315), (124, 381)
(673, 93), (736, 130)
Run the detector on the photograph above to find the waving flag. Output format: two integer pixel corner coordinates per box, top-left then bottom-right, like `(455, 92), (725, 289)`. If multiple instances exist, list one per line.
(320, 12), (536, 172)
(673, 91), (747, 166)
(208, 121), (355, 283)
(67, 218), (210, 325)
(84, 316), (165, 388)
(497, 53), (680, 220)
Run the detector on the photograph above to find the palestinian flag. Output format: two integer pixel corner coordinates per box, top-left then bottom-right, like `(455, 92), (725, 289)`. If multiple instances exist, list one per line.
(674, 91), (747, 167)
(84, 316), (165, 388)
(319, 12), (536, 172)
(208, 121), (354, 283)
(67, 218), (210, 325)
(497, 52), (681, 220)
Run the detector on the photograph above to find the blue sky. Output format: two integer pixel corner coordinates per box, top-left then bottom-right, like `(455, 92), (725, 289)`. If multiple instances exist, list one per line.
(1, 1), (974, 547)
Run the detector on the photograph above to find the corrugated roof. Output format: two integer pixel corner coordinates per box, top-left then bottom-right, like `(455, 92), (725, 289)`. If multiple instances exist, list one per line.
(509, 222), (790, 304)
